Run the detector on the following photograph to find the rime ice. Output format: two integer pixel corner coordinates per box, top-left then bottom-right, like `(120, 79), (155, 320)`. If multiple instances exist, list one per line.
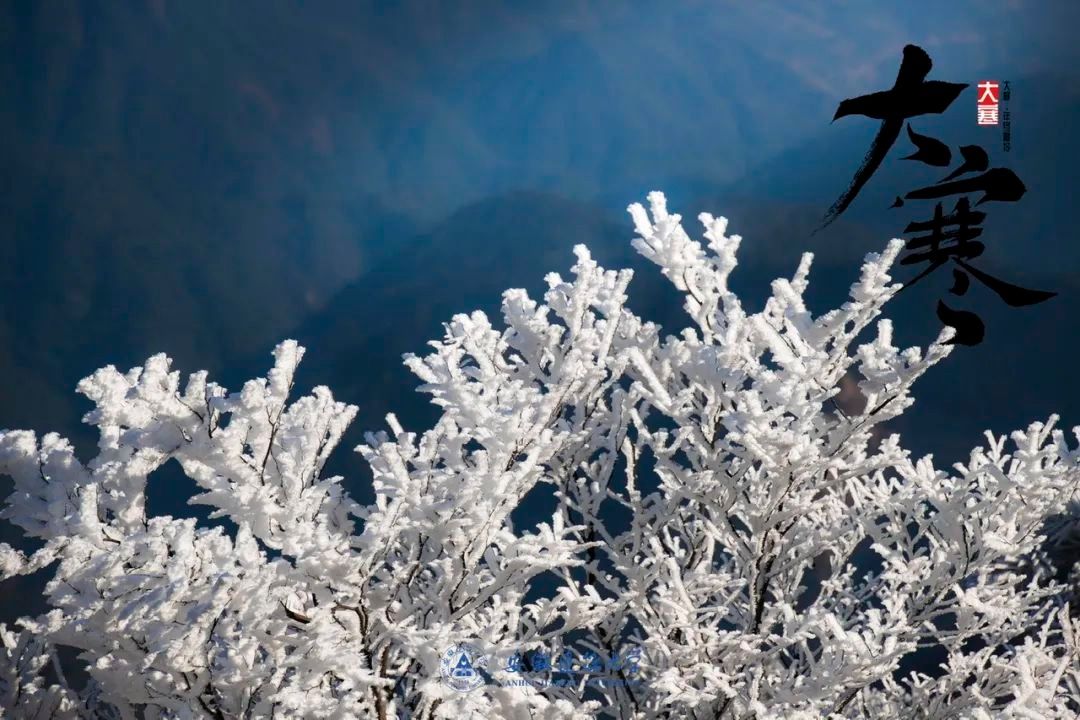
(1, 194), (1077, 718)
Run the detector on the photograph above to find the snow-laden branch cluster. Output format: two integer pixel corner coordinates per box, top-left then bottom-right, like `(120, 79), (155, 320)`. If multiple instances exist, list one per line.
(1, 192), (1077, 718)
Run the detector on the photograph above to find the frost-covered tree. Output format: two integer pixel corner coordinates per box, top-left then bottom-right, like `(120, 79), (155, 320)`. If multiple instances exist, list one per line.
(1, 192), (1077, 719)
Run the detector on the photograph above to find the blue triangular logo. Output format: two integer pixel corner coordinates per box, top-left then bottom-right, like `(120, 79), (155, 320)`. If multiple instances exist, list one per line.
(452, 653), (474, 677)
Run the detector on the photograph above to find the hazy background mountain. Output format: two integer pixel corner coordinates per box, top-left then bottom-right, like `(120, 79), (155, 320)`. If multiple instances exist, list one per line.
(3, 0), (1076, 442)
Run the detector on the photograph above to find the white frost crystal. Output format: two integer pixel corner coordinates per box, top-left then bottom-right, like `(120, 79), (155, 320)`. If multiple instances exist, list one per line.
(1, 193), (1077, 718)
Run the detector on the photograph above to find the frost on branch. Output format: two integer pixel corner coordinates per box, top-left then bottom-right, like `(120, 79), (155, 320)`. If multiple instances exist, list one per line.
(0, 192), (1078, 718)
